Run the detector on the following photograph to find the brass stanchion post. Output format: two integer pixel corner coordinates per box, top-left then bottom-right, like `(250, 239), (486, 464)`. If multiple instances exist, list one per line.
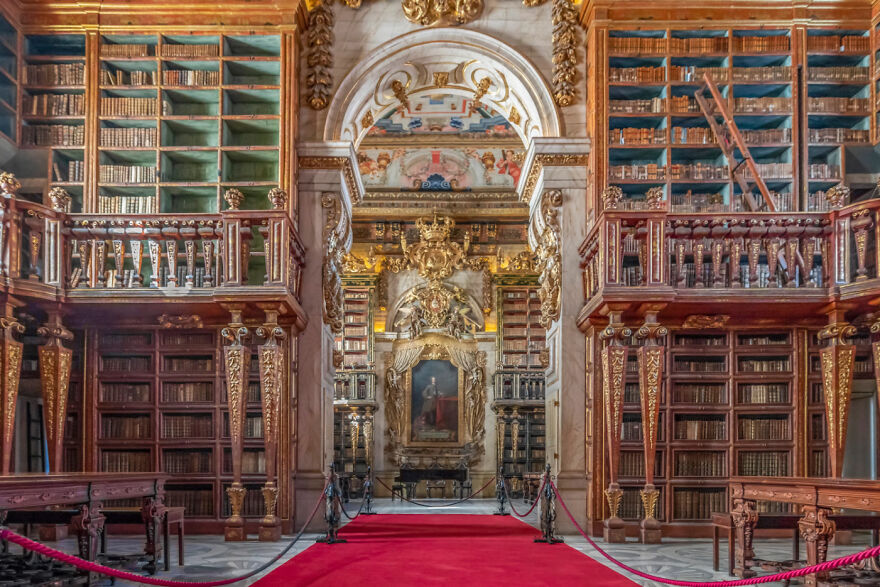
(316, 464), (346, 544)
(534, 464), (563, 544)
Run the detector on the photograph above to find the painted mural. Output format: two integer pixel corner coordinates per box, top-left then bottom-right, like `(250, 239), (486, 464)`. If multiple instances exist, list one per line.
(357, 147), (524, 191)
(366, 94), (518, 139)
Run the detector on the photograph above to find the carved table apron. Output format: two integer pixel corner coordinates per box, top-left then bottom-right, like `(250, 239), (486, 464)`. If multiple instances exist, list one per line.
(0, 473), (168, 575)
(729, 476), (880, 586)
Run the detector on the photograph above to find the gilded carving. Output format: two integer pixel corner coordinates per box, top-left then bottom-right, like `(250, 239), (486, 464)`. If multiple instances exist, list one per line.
(37, 319), (73, 473)
(401, 0), (483, 25)
(298, 156), (361, 205)
(604, 487), (623, 519)
(824, 183), (850, 209)
(391, 79), (410, 110)
(818, 322), (856, 478)
(47, 187), (71, 213)
(400, 214), (469, 281)
(520, 154), (588, 205)
(682, 314), (729, 329)
(322, 192), (352, 335)
(470, 77), (491, 113)
(601, 186), (623, 210)
(0, 316), (24, 475)
(223, 188), (244, 211)
(645, 186), (664, 210)
(306, 1), (334, 110)
(640, 488), (660, 520)
(532, 190), (562, 328)
(360, 110), (374, 131)
(551, 0), (578, 107)
(157, 314), (203, 329)
(267, 188), (288, 211)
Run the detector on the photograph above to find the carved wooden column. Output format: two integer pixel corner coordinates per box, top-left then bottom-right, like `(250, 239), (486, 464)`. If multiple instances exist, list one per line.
(44, 188), (70, 287)
(222, 305), (250, 541)
(599, 309), (630, 543)
(495, 408), (506, 475)
(636, 311), (666, 544)
(37, 313), (74, 473)
(851, 209), (873, 282)
(257, 306), (285, 542)
(262, 188), (289, 286)
(0, 309), (24, 474)
(363, 406), (373, 468)
(818, 318), (856, 478)
(799, 505), (836, 586)
(731, 496), (758, 578)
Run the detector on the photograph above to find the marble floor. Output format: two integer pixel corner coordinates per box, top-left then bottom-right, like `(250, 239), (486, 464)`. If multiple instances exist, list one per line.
(12, 499), (875, 586)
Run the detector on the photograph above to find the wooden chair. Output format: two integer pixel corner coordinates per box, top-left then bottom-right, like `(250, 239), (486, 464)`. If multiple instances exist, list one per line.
(425, 480), (446, 498)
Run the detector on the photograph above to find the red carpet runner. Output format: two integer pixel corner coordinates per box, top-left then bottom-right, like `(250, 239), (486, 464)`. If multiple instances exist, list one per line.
(253, 514), (638, 586)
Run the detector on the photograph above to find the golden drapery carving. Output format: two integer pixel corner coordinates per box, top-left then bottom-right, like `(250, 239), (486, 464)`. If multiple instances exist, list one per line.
(384, 332), (485, 467)
(306, 1), (334, 110)
(323, 192), (352, 334)
(0, 314), (24, 475)
(221, 310), (250, 541)
(401, 0), (483, 25)
(819, 321), (856, 478)
(37, 316), (74, 473)
(551, 0), (578, 107)
(533, 190), (562, 328)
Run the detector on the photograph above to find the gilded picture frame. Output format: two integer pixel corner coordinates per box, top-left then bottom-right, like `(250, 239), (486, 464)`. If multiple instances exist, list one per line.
(403, 347), (465, 448)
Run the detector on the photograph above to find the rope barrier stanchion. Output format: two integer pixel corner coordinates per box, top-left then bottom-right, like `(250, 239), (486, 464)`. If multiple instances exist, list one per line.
(493, 470), (509, 516)
(502, 475), (545, 519)
(375, 475), (496, 508)
(0, 477), (330, 587)
(534, 464), (563, 544)
(316, 464), (347, 544)
(362, 466), (376, 515)
(548, 477), (880, 587)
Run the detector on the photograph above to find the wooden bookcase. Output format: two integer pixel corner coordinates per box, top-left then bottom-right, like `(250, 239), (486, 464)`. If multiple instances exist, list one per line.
(16, 31), (281, 214)
(334, 284), (373, 370)
(94, 327), (268, 530)
(0, 11), (17, 143)
(600, 25), (879, 212)
(332, 410), (369, 476)
(619, 329), (801, 526)
(499, 408), (546, 477)
(497, 286), (546, 368)
(22, 33), (87, 211)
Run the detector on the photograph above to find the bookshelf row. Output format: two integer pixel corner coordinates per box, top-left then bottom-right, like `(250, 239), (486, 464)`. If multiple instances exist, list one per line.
(334, 285), (373, 370)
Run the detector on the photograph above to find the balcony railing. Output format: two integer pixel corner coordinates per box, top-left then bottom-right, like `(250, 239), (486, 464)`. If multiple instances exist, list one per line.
(0, 188), (305, 302)
(581, 199), (880, 305)
(493, 370), (546, 402)
(333, 370), (377, 403)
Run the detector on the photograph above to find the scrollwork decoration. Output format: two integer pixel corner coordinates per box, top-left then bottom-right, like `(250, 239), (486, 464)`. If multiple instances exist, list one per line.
(533, 190), (563, 328)
(401, 0), (483, 26)
(551, 0), (578, 107)
(322, 192), (352, 334)
(306, 1), (334, 111)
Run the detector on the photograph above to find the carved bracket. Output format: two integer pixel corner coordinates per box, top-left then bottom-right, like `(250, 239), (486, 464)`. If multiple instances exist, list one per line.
(818, 321), (856, 478)
(532, 190), (563, 328)
(0, 315), (24, 475)
(37, 317), (74, 473)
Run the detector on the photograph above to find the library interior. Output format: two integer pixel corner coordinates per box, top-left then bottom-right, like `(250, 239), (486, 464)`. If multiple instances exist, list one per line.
(2, 0), (880, 585)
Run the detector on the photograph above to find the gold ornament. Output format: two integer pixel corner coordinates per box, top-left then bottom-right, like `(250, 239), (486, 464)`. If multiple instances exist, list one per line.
(533, 190), (563, 328)
(224, 188), (245, 210)
(322, 192), (351, 334)
(602, 185), (623, 210)
(824, 183), (850, 209)
(0, 172), (20, 197)
(400, 214), (469, 281)
(391, 79), (410, 111)
(551, 0), (578, 107)
(47, 187), (71, 212)
(267, 188), (288, 210)
(401, 0), (483, 26)
(306, 1), (334, 110)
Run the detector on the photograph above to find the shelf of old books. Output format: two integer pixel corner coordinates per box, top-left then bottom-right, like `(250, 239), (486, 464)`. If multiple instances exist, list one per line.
(335, 286), (373, 370)
(497, 286), (546, 369)
(0, 11), (16, 143)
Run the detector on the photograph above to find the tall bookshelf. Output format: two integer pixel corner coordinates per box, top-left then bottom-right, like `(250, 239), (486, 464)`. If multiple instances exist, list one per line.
(499, 408), (546, 477)
(0, 11), (17, 143)
(334, 285), (373, 370)
(618, 329), (799, 527)
(62, 332), (84, 472)
(332, 409), (369, 476)
(497, 286), (546, 368)
(95, 328), (268, 529)
(22, 34), (87, 211)
(804, 28), (871, 209)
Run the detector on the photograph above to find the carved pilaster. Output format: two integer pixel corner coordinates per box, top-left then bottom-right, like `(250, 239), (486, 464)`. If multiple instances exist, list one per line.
(636, 313), (666, 544)
(202, 240), (214, 287)
(0, 313), (24, 474)
(257, 307), (285, 542)
(222, 307), (250, 541)
(184, 239), (195, 287)
(129, 240), (143, 286)
(322, 192), (351, 334)
(165, 240), (178, 286)
(871, 319), (880, 428)
(111, 240), (124, 287)
(799, 506), (836, 586)
(147, 239), (161, 287)
(510, 407), (520, 459)
(363, 407), (373, 467)
(495, 408), (506, 470)
(37, 314), (73, 473)
(731, 498), (758, 578)
(818, 320), (857, 478)
(851, 209), (873, 282)
(599, 311), (630, 543)
(533, 189), (562, 328)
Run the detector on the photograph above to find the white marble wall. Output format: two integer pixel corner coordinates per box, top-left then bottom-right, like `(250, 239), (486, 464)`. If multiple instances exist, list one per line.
(299, 0), (586, 141)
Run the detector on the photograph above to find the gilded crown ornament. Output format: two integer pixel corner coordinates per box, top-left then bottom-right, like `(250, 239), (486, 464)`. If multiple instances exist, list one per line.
(47, 187), (71, 213)
(602, 185), (623, 210)
(645, 186), (664, 210)
(824, 183), (850, 209)
(400, 213), (470, 281)
(401, 0), (483, 26)
(267, 187), (288, 210)
(224, 188), (245, 210)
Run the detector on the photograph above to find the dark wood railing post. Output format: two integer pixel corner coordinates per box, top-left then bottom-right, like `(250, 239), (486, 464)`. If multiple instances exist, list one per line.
(221, 304), (250, 541)
(37, 311), (74, 473)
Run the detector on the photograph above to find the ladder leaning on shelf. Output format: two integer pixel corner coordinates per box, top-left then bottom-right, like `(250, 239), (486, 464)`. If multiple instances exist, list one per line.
(694, 73), (776, 213)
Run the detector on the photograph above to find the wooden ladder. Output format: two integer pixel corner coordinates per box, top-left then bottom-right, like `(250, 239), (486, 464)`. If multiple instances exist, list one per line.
(694, 73), (776, 212)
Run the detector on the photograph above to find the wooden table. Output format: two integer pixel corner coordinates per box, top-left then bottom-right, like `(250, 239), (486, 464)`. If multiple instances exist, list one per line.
(729, 476), (880, 586)
(0, 473), (168, 575)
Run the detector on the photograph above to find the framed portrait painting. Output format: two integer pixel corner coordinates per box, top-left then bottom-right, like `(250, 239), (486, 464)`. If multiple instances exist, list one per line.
(406, 359), (463, 446)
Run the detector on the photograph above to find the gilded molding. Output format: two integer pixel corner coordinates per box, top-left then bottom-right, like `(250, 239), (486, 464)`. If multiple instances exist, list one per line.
(533, 190), (563, 328)
(682, 314), (729, 329)
(306, 1), (334, 110)
(551, 0), (578, 107)
(157, 313), (203, 329)
(0, 316), (24, 475)
(520, 153), (587, 205)
(322, 192), (352, 334)
(401, 0), (483, 25)
(298, 156), (361, 205)
(818, 321), (856, 478)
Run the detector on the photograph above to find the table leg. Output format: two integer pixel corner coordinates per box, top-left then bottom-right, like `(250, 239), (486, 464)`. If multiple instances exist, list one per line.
(72, 504), (104, 562)
(798, 506), (835, 587)
(163, 513), (170, 572)
(731, 498), (758, 578)
(178, 521), (184, 566)
(712, 526), (719, 571)
(793, 528), (799, 562)
(141, 497), (166, 575)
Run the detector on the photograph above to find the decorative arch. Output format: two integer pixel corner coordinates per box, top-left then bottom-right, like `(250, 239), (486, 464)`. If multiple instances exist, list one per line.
(324, 28), (562, 147)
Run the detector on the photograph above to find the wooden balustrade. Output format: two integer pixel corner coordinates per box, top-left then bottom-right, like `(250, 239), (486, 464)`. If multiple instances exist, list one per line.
(0, 200), (304, 300)
(580, 201), (880, 303)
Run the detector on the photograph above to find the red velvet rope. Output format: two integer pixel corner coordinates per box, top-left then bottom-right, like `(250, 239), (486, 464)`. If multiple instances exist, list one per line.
(0, 479), (329, 587)
(549, 478), (880, 586)
(503, 476), (546, 519)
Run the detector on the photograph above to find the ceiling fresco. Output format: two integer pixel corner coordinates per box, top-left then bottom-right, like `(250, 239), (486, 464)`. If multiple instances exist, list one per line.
(364, 94), (519, 140)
